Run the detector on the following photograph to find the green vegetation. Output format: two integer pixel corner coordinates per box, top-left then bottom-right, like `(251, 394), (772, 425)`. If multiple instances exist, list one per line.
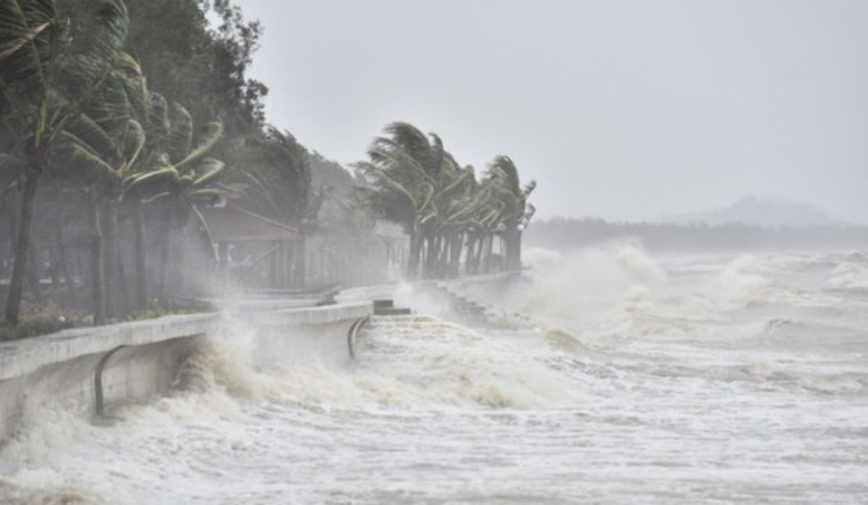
(0, 0), (536, 333)
(0, 303), (83, 341)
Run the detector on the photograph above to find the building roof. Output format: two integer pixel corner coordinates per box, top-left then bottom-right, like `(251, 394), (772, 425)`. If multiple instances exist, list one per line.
(201, 206), (298, 243)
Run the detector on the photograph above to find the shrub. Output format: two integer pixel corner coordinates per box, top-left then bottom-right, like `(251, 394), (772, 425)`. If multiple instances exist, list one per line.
(0, 303), (84, 341)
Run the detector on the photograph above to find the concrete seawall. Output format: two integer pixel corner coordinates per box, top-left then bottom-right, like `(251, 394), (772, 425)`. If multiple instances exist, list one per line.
(0, 302), (372, 442)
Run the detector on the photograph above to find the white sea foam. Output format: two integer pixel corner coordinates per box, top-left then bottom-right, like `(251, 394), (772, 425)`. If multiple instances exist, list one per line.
(2, 249), (868, 504)
(829, 259), (868, 290)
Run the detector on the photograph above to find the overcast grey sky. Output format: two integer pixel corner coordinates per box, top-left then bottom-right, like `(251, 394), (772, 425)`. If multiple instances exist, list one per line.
(238, 0), (868, 223)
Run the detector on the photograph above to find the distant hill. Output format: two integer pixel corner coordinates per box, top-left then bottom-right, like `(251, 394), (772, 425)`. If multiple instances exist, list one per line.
(666, 196), (843, 228)
(524, 216), (868, 254)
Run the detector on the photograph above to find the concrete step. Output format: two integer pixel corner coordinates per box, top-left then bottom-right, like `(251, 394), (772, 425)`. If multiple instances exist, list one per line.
(373, 299), (394, 311)
(374, 307), (413, 316)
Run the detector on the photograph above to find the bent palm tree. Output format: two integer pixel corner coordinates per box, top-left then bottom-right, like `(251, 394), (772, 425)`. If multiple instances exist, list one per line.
(0, 0), (129, 325)
(124, 109), (225, 301)
(359, 122), (451, 279)
(487, 156), (536, 271)
(54, 58), (147, 322)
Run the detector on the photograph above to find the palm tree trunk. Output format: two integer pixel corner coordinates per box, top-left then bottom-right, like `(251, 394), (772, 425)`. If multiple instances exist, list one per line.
(48, 197), (62, 296)
(4, 166), (42, 326)
(103, 200), (118, 319)
(473, 235), (483, 274)
(8, 180), (45, 306)
(483, 234), (495, 274)
(468, 234), (482, 275)
(464, 234), (476, 275)
(432, 235), (443, 278)
(438, 235), (450, 278)
(503, 229), (514, 271)
(2, 194), (12, 281)
(419, 239), (426, 276)
(442, 234), (454, 278)
(514, 229), (523, 271)
(407, 233), (422, 280)
(424, 233), (439, 279)
(159, 229), (173, 304)
(450, 232), (463, 277)
(89, 195), (106, 326)
(117, 245), (130, 316)
(476, 235), (486, 274)
(502, 228), (522, 271)
(133, 205), (147, 310)
(54, 211), (77, 303)
(158, 208), (176, 305)
(27, 243), (43, 304)
(438, 235), (449, 278)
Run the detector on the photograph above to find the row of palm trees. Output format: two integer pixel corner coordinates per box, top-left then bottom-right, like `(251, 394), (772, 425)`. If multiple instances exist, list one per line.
(0, 0), (227, 325)
(0, 1), (537, 330)
(357, 122), (536, 280)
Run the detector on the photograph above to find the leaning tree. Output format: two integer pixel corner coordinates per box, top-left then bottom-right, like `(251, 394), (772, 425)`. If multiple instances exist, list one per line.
(487, 156), (536, 272)
(124, 107), (225, 302)
(54, 54), (149, 322)
(0, 0), (130, 325)
(359, 122), (453, 280)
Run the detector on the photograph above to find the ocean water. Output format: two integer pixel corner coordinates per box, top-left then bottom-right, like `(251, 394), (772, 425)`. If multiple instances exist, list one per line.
(1, 248), (867, 504)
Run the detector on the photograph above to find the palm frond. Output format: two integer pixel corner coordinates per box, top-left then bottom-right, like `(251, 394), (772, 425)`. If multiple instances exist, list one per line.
(54, 137), (121, 186)
(124, 165), (179, 198)
(119, 119), (145, 172)
(164, 102), (192, 163)
(53, 0), (130, 104)
(0, 0), (58, 123)
(192, 158), (224, 187)
(63, 112), (118, 160)
(174, 120), (223, 173)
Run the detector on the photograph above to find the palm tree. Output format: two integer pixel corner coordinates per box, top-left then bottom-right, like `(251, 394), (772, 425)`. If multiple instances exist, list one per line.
(463, 176), (504, 275)
(428, 159), (494, 278)
(487, 156), (536, 272)
(54, 56), (148, 321)
(0, 0), (130, 325)
(358, 122), (450, 280)
(355, 159), (429, 279)
(126, 88), (171, 310)
(99, 63), (175, 312)
(124, 108), (225, 302)
(65, 67), (175, 312)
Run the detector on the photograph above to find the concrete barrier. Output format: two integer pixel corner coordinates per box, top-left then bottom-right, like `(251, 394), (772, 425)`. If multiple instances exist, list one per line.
(97, 336), (204, 416)
(252, 302), (373, 370)
(0, 301), (373, 442)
